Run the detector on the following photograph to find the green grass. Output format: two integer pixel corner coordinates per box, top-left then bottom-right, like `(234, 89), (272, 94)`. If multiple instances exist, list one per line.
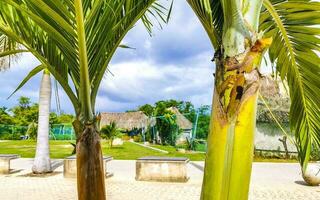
(0, 140), (205, 160)
(0, 140), (74, 158)
(0, 140), (299, 162)
(149, 144), (206, 161)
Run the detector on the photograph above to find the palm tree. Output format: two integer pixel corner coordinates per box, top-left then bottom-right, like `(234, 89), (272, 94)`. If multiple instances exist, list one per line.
(0, 34), (53, 173)
(0, 1), (171, 199)
(187, 0), (320, 199)
(32, 70), (52, 173)
(101, 122), (120, 148)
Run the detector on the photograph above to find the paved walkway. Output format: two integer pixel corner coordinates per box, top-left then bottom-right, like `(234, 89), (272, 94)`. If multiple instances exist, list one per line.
(0, 159), (319, 200)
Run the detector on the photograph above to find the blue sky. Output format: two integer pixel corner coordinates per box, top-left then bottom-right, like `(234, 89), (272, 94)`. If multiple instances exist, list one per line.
(0, 1), (216, 114)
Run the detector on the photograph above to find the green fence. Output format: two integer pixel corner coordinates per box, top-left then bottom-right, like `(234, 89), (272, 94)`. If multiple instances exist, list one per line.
(0, 124), (76, 140)
(50, 124), (76, 140)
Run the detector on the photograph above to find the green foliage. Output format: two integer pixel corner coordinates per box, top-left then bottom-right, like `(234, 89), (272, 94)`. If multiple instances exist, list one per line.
(0, 96), (76, 140)
(133, 135), (142, 142)
(0, 0), (172, 120)
(186, 137), (199, 151)
(18, 96), (31, 109)
(261, 0), (320, 171)
(56, 114), (75, 124)
(50, 113), (75, 124)
(0, 107), (14, 125)
(10, 96), (38, 126)
(195, 105), (211, 139)
(135, 100), (212, 140)
(187, 0), (224, 49)
(155, 102), (179, 146)
(0, 132), (22, 140)
(138, 104), (154, 116)
(178, 101), (196, 122)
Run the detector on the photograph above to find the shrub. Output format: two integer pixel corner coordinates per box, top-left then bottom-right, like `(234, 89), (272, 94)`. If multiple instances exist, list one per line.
(0, 132), (22, 140)
(133, 135), (142, 142)
(186, 137), (199, 151)
(122, 135), (131, 141)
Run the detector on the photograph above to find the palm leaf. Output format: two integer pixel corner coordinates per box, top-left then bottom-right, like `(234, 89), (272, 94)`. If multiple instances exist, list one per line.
(0, 0), (171, 116)
(8, 64), (45, 99)
(260, 0), (320, 171)
(187, 0), (223, 49)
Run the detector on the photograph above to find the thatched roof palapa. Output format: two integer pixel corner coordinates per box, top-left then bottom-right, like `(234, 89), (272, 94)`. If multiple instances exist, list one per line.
(167, 107), (193, 130)
(100, 111), (155, 130)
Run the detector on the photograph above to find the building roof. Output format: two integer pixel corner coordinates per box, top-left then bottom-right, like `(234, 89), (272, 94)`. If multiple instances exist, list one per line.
(100, 107), (193, 131)
(167, 107), (193, 130)
(100, 111), (154, 130)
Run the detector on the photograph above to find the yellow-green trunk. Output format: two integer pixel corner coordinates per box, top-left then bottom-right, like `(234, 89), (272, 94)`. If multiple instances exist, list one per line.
(201, 91), (257, 200)
(201, 37), (272, 200)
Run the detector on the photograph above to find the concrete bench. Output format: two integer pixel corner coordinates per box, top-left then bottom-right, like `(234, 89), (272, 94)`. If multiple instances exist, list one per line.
(136, 156), (189, 182)
(0, 154), (20, 174)
(63, 155), (113, 178)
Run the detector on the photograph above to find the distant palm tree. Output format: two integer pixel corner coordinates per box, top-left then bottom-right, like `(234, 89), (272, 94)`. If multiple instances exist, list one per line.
(32, 69), (52, 173)
(0, 1), (171, 199)
(0, 33), (53, 173)
(101, 122), (120, 148)
(188, 0), (320, 199)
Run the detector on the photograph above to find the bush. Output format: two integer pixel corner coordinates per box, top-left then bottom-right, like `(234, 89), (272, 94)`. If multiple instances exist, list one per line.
(0, 132), (22, 140)
(186, 137), (199, 151)
(133, 135), (142, 142)
(122, 135), (131, 141)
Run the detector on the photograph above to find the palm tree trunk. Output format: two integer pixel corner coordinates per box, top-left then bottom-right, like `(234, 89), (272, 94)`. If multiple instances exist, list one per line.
(200, 1), (270, 199)
(201, 88), (258, 199)
(76, 123), (106, 200)
(32, 70), (52, 173)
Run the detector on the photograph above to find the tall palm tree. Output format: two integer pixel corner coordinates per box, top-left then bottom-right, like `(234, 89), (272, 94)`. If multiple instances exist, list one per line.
(188, 0), (320, 199)
(0, 34), (53, 173)
(32, 70), (52, 173)
(0, 1), (171, 199)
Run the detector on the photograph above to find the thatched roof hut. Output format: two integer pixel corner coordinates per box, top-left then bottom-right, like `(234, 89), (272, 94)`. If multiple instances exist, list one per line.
(257, 76), (290, 123)
(259, 76), (289, 98)
(100, 111), (155, 130)
(167, 107), (193, 130)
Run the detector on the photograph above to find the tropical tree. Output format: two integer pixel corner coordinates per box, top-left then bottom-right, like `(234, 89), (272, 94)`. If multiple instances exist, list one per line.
(155, 102), (180, 145)
(187, 0), (320, 199)
(0, 1), (171, 199)
(0, 33), (53, 173)
(100, 122), (120, 148)
(31, 70), (52, 173)
(0, 107), (14, 125)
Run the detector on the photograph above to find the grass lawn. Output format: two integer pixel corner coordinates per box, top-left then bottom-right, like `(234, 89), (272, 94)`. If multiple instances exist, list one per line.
(0, 140), (299, 162)
(150, 144), (206, 161)
(0, 140), (205, 160)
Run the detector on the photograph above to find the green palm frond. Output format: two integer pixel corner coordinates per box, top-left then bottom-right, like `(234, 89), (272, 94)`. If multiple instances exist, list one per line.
(260, 0), (320, 171)
(187, 0), (223, 49)
(0, 0), (171, 115)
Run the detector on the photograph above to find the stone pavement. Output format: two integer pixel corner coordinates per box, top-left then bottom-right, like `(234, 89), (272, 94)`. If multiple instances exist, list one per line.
(0, 159), (319, 200)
